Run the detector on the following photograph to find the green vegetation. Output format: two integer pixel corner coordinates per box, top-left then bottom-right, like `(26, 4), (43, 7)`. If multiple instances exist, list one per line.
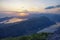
(0, 33), (53, 40)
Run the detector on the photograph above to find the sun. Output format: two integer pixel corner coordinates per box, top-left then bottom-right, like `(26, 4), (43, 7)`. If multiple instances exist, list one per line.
(19, 13), (29, 17)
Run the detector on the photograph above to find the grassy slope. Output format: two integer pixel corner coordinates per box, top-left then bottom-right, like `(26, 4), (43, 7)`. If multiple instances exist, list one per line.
(0, 33), (53, 40)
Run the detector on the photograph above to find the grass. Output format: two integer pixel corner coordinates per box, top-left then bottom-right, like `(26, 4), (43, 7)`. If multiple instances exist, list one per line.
(0, 33), (53, 40)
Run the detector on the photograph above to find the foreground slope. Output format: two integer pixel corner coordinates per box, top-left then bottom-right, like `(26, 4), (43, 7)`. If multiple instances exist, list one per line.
(0, 33), (52, 40)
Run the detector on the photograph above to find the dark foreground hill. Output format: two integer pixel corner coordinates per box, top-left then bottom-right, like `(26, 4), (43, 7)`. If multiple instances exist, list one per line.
(0, 33), (53, 40)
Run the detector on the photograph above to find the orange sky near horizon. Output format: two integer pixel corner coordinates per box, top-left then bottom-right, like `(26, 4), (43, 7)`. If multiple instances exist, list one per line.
(0, 0), (60, 18)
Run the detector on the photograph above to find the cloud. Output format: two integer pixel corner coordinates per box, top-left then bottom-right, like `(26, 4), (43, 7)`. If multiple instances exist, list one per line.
(44, 5), (60, 13)
(0, 11), (18, 18)
(56, 5), (60, 8)
(45, 5), (60, 9)
(0, 11), (30, 18)
(45, 6), (55, 9)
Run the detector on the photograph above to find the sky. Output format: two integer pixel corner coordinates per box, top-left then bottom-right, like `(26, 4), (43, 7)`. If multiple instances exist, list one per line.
(0, 0), (60, 17)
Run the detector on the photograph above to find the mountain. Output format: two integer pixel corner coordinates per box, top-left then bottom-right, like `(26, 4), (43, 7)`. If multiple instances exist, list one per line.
(1, 24), (60, 40)
(0, 17), (27, 28)
(0, 14), (60, 24)
(37, 22), (60, 40)
(37, 23), (60, 40)
(0, 16), (55, 38)
(47, 24), (60, 40)
(28, 13), (60, 22)
(0, 17), (27, 24)
(0, 33), (51, 40)
(37, 23), (60, 33)
(0, 17), (13, 22)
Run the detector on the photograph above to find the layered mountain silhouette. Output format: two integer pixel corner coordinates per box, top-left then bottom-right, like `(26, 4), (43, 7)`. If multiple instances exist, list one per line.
(0, 16), (55, 38)
(28, 14), (60, 22)
(0, 14), (60, 24)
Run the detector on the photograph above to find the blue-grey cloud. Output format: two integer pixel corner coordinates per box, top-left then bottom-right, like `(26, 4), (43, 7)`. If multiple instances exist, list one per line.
(45, 6), (55, 9)
(56, 5), (60, 8)
(45, 5), (60, 9)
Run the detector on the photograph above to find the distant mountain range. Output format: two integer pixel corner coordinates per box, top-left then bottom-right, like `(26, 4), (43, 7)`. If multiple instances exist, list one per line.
(0, 16), (55, 38)
(28, 13), (60, 22)
(0, 13), (60, 39)
(0, 13), (60, 24)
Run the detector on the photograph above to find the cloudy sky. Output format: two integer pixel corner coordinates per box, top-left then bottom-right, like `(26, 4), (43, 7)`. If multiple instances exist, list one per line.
(0, 0), (60, 17)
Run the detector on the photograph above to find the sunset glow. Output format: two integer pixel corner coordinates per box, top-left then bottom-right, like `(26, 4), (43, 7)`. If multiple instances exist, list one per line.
(0, 18), (27, 24)
(0, 0), (60, 17)
(18, 13), (29, 17)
